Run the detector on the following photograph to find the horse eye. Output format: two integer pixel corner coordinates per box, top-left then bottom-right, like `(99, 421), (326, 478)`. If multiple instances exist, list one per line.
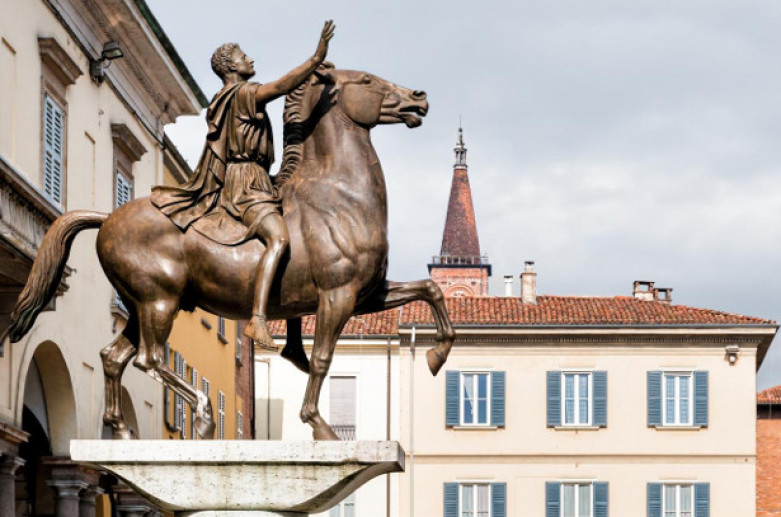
(361, 74), (371, 84)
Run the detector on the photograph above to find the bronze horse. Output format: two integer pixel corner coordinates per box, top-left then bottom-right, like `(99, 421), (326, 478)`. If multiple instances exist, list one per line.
(8, 64), (455, 440)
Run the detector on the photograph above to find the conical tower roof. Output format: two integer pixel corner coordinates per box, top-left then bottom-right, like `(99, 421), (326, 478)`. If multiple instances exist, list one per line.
(440, 127), (481, 258)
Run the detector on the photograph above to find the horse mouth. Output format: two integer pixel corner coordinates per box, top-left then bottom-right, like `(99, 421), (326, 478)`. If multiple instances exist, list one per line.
(399, 103), (428, 128)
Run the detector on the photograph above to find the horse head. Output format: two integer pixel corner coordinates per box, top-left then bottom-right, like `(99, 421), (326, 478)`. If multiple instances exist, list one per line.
(311, 64), (429, 128)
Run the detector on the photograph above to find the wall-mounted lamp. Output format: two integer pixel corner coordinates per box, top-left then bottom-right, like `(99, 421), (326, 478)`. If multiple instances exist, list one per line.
(90, 41), (124, 83)
(725, 344), (740, 365)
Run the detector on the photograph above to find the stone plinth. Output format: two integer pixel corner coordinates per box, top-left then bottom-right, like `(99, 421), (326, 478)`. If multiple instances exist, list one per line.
(70, 440), (404, 516)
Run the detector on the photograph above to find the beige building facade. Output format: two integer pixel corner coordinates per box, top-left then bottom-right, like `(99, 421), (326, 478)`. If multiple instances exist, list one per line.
(0, 0), (203, 514)
(260, 283), (776, 517)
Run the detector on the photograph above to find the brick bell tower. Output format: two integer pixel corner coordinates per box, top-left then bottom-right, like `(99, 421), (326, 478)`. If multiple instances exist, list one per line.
(428, 126), (492, 297)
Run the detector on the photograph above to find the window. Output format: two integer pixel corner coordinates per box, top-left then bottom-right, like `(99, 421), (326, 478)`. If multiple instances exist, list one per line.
(664, 373), (691, 425)
(563, 373), (591, 426)
(329, 493), (355, 517)
(546, 482), (608, 517)
(235, 321), (243, 365)
(218, 391), (225, 440)
(647, 371), (708, 428)
(237, 411), (244, 440)
(547, 371), (607, 428)
(562, 483), (592, 517)
(217, 316), (227, 343)
(443, 482), (506, 517)
(201, 377), (211, 398)
(42, 95), (64, 206)
(648, 483), (709, 517)
(329, 376), (356, 440)
(445, 371), (505, 428)
(115, 171), (132, 208)
(190, 368), (198, 440)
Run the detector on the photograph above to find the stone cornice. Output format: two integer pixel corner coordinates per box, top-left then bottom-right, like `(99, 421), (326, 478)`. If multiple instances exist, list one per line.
(111, 123), (147, 164)
(38, 37), (83, 87)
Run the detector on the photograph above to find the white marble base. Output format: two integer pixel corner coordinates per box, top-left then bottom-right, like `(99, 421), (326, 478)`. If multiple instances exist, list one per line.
(70, 440), (404, 516)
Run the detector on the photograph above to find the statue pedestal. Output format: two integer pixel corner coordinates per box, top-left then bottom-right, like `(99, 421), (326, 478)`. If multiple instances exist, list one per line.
(70, 440), (404, 516)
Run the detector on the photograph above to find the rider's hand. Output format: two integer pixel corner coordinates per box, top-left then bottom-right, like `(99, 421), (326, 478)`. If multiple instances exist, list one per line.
(315, 20), (335, 61)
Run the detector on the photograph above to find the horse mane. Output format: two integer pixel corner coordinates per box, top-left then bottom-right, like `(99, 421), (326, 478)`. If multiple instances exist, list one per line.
(275, 62), (335, 189)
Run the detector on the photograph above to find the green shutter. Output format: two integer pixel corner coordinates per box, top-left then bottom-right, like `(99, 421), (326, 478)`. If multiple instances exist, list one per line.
(694, 371), (708, 427)
(594, 482), (608, 517)
(491, 483), (506, 517)
(491, 371), (506, 427)
(446, 371), (460, 427)
(545, 482), (560, 517)
(647, 483), (661, 517)
(547, 371), (561, 427)
(647, 371), (662, 427)
(593, 371), (608, 427)
(444, 483), (458, 517)
(695, 483), (709, 517)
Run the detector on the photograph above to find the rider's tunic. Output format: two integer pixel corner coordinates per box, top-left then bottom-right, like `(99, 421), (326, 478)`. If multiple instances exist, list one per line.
(151, 81), (278, 244)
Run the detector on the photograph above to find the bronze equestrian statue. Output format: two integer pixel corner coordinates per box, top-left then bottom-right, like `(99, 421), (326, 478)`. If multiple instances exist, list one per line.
(6, 23), (455, 440)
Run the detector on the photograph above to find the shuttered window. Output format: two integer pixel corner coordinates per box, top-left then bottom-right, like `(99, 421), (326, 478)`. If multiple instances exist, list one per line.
(190, 368), (198, 440)
(648, 483), (708, 517)
(329, 493), (355, 517)
(237, 411), (244, 439)
(43, 94), (64, 206)
(443, 483), (506, 517)
(330, 376), (356, 440)
(445, 371), (505, 428)
(547, 482), (609, 517)
(648, 371), (708, 428)
(548, 371), (607, 428)
(218, 391), (225, 440)
(115, 171), (132, 208)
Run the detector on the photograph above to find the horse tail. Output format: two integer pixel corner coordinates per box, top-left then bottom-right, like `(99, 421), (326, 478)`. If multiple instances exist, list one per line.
(7, 210), (108, 343)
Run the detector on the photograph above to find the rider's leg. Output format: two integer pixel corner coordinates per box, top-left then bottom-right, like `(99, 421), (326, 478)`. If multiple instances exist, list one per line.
(244, 212), (289, 348)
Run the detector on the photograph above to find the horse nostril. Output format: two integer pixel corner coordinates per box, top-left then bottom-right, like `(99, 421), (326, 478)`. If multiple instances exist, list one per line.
(413, 90), (426, 99)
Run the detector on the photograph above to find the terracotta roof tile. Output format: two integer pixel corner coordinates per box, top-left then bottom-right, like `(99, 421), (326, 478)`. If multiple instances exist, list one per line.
(758, 385), (781, 404)
(440, 167), (481, 257)
(268, 296), (773, 338)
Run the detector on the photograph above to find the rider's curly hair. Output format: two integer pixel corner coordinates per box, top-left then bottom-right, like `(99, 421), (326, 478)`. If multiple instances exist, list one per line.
(211, 43), (240, 79)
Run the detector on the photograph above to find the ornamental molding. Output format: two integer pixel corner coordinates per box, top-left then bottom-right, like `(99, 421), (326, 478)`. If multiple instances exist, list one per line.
(111, 123), (147, 164)
(38, 37), (83, 88)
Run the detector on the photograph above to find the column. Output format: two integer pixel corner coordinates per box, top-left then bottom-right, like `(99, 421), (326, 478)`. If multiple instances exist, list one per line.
(115, 484), (156, 517)
(79, 485), (104, 517)
(0, 455), (24, 517)
(47, 479), (88, 517)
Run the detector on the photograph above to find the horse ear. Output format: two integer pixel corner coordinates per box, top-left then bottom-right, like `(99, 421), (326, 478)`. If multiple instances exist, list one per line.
(312, 69), (334, 85)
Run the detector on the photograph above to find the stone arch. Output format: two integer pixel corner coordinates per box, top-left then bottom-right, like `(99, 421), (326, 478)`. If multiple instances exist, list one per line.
(444, 284), (473, 297)
(121, 387), (140, 438)
(24, 341), (78, 455)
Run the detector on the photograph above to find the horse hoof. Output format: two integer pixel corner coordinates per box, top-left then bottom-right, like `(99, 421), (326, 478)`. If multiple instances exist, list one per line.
(195, 391), (216, 439)
(281, 344), (310, 374)
(113, 426), (135, 440)
(312, 425), (340, 441)
(426, 348), (445, 376)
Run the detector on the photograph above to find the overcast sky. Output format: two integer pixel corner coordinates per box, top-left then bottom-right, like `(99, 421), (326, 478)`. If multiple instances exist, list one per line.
(146, 0), (781, 390)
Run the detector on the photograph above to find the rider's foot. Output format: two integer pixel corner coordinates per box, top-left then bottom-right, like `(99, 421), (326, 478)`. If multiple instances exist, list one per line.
(245, 315), (277, 350)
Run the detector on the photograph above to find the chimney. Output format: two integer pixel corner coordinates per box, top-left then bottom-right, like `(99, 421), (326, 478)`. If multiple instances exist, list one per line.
(655, 287), (673, 304)
(520, 261), (537, 305)
(633, 281), (655, 301)
(504, 275), (513, 297)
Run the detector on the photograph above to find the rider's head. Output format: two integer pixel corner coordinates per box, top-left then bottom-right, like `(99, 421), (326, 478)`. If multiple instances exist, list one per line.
(211, 43), (255, 83)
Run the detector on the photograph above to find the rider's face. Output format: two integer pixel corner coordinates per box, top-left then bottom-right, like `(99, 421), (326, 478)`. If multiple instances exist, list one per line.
(231, 48), (255, 79)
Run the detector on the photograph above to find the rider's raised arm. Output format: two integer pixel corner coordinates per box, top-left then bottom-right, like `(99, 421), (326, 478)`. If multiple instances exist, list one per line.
(254, 20), (334, 104)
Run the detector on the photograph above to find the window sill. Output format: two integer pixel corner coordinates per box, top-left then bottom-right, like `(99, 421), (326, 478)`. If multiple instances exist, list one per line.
(451, 425), (500, 431)
(652, 425), (704, 431)
(552, 425), (601, 431)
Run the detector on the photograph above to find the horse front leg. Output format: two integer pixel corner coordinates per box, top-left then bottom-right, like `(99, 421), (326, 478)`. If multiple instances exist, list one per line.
(356, 279), (455, 376)
(300, 287), (357, 440)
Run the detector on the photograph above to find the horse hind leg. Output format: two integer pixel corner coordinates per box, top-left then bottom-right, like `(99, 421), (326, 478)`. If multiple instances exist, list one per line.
(356, 279), (455, 376)
(101, 310), (138, 439)
(132, 299), (215, 439)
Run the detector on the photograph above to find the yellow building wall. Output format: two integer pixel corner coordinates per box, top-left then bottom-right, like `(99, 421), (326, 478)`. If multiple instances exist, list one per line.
(160, 163), (244, 440)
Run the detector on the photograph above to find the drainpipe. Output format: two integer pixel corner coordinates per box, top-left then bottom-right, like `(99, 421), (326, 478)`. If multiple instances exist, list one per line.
(256, 357), (271, 439)
(409, 326), (416, 517)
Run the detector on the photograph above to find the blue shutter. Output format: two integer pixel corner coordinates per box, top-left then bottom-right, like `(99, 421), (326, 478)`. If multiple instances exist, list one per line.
(594, 482), (608, 517)
(694, 371), (708, 428)
(444, 483), (458, 517)
(446, 371), (460, 427)
(547, 371), (561, 427)
(695, 483), (710, 517)
(545, 482), (560, 517)
(593, 371), (608, 427)
(491, 483), (506, 517)
(491, 371), (506, 427)
(647, 483), (662, 517)
(647, 371), (662, 427)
